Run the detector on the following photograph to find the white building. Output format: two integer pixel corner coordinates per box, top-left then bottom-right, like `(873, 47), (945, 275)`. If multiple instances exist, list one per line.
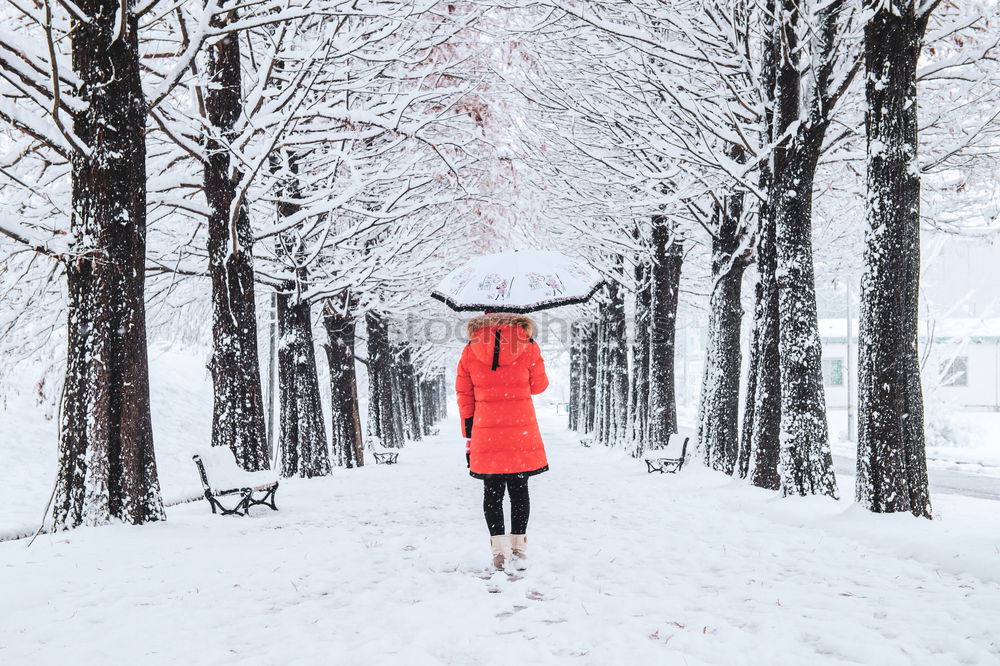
(819, 318), (1000, 412)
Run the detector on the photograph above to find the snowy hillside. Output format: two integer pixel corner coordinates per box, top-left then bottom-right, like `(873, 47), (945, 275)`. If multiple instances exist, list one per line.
(0, 347), (215, 539)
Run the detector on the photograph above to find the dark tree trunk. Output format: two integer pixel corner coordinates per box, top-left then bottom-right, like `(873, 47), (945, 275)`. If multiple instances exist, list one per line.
(204, 1), (268, 471)
(437, 373), (448, 421)
(737, 277), (759, 481)
(699, 193), (750, 475)
(569, 320), (596, 433)
(748, 210), (782, 490)
(569, 322), (583, 431)
(857, 0), (931, 518)
(271, 147), (330, 477)
(322, 297), (364, 468)
(594, 299), (609, 443)
(573, 319), (599, 435)
(598, 267), (629, 448)
(767, 0), (841, 498)
(743, 0), (781, 489)
(630, 246), (653, 455)
(277, 292), (330, 478)
(648, 215), (683, 449)
(53, 2), (165, 529)
(583, 319), (599, 434)
(366, 311), (403, 448)
(772, 147), (837, 497)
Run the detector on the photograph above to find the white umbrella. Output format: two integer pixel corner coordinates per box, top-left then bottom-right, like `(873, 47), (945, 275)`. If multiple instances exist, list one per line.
(431, 250), (603, 313)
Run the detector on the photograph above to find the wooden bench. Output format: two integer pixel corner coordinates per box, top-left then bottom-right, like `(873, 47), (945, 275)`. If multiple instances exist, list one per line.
(192, 451), (279, 516)
(644, 435), (689, 474)
(373, 451), (399, 465)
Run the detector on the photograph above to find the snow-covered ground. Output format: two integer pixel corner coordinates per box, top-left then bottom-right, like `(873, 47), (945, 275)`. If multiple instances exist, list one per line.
(826, 408), (1000, 478)
(2, 413), (999, 665)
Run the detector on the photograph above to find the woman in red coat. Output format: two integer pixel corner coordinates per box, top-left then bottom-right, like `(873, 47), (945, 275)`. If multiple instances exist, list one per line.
(455, 312), (549, 570)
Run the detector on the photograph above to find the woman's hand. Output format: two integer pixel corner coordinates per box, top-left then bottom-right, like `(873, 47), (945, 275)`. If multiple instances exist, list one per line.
(466, 439), (471, 468)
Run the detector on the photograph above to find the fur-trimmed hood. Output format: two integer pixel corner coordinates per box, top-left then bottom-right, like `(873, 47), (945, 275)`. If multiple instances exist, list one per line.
(466, 313), (536, 340)
(465, 313), (537, 369)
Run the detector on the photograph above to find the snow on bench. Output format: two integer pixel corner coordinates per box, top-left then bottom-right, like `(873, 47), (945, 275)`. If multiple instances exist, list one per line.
(645, 434), (689, 474)
(192, 449), (279, 516)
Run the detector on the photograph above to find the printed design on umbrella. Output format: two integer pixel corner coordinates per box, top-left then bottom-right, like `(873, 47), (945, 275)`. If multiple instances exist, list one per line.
(526, 272), (565, 297)
(477, 273), (512, 301)
(444, 265), (476, 295)
(565, 263), (594, 281)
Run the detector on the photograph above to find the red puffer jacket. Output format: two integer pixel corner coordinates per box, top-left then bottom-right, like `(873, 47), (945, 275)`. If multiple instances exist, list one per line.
(455, 313), (549, 478)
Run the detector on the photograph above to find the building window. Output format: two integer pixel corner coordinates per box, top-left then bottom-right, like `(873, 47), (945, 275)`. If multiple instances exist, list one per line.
(940, 356), (968, 387)
(822, 358), (845, 387)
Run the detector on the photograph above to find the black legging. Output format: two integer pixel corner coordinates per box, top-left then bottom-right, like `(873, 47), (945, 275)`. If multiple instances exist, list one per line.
(483, 477), (530, 536)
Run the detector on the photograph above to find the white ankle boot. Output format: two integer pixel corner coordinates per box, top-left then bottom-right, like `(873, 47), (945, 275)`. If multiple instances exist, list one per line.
(490, 535), (511, 571)
(510, 534), (527, 570)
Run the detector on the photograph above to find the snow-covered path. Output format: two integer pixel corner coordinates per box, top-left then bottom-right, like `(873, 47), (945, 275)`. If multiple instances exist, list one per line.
(3, 416), (999, 665)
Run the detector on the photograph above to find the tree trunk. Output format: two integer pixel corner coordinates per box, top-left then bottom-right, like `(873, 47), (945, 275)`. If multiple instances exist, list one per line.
(277, 292), (330, 478)
(569, 322), (583, 431)
(743, 0), (781, 489)
(747, 209), (782, 490)
(648, 215), (683, 449)
(738, 278), (759, 481)
(573, 319), (600, 435)
(772, 146), (838, 498)
(583, 319), (599, 434)
(857, 0), (931, 518)
(630, 249), (653, 455)
(366, 311), (403, 448)
(322, 297), (364, 468)
(437, 373), (448, 421)
(699, 195), (749, 474)
(204, 0), (269, 471)
(53, 2), (165, 529)
(770, 0), (838, 498)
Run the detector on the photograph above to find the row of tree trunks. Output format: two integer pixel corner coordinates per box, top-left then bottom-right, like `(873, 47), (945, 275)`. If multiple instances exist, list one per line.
(699, 193), (750, 474)
(53, 2), (165, 530)
(595, 268), (630, 448)
(856, 0), (931, 518)
(567, 221), (683, 460)
(568, 320), (599, 434)
(420, 374), (448, 434)
(323, 297), (365, 468)
(395, 344), (424, 443)
(366, 311), (404, 449)
(647, 215), (683, 450)
(204, 1), (269, 472)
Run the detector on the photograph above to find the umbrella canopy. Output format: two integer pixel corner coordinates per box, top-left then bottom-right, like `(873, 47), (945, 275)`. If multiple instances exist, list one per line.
(431, 250), (603, 313)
